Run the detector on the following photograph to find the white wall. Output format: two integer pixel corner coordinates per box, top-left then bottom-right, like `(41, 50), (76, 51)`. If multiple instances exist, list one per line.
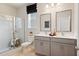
(73, 4), (79, 47)
(77, 4), (79, 47)
(0, 4), (16, 52)
(0, 16), (13, 52)
(0, 4), (16, 16)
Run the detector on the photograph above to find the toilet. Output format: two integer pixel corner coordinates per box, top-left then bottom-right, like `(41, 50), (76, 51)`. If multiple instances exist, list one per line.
(21, 36), (34, 53)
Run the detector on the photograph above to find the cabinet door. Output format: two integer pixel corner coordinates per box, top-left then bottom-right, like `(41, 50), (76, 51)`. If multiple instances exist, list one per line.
(35, 40), (50, 55)
(51, 42), (76, 56)
(51, 42), (63, 56)
(62, 44), (76, 56)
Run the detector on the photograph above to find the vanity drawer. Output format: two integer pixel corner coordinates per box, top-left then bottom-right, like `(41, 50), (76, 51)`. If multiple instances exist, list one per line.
(40, 37), (50, 41)
(35, 36), (50, 41)
(51, 38), (77, 45)
(35, 36), (41, 40)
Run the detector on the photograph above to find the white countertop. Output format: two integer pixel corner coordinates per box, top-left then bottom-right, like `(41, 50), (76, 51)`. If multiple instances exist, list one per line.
(34, 34), (77, 39)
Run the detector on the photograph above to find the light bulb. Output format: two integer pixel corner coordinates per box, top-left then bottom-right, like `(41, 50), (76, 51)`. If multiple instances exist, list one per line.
(51, 3), (54, 7)
(46, 4), (49, 8)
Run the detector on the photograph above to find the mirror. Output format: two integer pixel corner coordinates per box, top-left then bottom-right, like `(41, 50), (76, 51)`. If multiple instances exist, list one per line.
(40, 13), (51, 31)
(56, 10), (72, 32)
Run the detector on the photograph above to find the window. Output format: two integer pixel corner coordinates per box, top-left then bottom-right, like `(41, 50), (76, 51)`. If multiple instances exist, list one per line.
(28, 13), (37, 29)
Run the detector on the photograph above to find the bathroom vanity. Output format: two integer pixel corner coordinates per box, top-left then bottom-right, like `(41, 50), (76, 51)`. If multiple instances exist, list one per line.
(34, 35), (77, 56)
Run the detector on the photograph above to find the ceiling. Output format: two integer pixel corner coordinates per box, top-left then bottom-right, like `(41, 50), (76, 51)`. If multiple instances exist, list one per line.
(5, 3), (33, 8)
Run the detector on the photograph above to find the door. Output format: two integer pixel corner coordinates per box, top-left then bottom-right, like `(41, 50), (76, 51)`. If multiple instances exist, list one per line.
(51, 42), (63, 56)
(62, 44), (76, 56)
(0, 15), (13, 52)
(15, 17), (25, 43)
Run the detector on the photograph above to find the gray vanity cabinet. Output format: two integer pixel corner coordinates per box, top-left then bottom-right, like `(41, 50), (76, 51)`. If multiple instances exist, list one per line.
(34, 36), (77, 56)
(35, 36), (50, 55)
(51, 38), (77, 56)
(51, 42), (76, 56)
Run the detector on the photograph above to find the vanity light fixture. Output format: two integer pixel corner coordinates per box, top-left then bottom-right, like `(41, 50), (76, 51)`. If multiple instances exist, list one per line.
(46, 3), (60, 8)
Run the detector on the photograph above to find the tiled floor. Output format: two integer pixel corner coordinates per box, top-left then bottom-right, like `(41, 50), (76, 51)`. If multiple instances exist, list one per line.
(0, 44), (36, 56)
(0, 44), (79, 56)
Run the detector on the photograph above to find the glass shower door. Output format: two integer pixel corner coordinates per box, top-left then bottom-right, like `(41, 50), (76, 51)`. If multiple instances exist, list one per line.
(14, 17), (25, 43)
(0, 15), (13, 52)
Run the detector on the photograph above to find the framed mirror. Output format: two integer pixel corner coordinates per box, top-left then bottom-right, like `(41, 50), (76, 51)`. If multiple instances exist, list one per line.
(40, 13), (51, 31)
(56, 9), (72, 32)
